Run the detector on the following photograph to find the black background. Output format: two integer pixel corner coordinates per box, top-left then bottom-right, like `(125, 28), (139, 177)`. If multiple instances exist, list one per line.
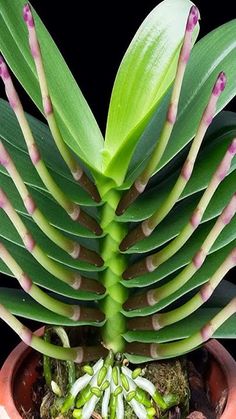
(0, 0), (236, 366)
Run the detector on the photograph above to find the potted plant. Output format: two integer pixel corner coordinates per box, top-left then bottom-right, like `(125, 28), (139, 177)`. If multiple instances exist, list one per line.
(0, 0), (236, 417)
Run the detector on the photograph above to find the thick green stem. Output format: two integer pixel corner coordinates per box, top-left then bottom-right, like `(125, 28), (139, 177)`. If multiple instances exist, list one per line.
(99, 189), (128, 353)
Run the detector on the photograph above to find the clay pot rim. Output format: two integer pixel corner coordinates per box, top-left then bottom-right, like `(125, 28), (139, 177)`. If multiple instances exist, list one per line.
(205, 340), (236, 419)
(0, 327), (44, 419)
(0, 334), (236, 418)
(0, 326), (44, 383)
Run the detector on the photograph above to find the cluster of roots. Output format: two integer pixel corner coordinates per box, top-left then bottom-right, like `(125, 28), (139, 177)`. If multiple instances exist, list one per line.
(38, 356), (189, 419)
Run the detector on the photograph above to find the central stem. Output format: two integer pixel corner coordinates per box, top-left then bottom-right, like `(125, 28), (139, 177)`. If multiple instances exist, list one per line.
(99, 189), (128, 353)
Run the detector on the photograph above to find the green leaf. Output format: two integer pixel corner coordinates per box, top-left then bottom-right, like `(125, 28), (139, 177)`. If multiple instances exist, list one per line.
(206, 280), (236, 308)
(0, 288), (103, 326)
(124, 279), (236, 358)
(0, 100), (97, 207)
(122, 214), (236, 288)
(0, 237), (103, 301)
(124, 301), (236, 363)
(0, 100), (103, 242)
(122, 20), (236, 188)
(0, 141), (99, 223)
(103, 0), (199, 184)
(124, 309), (236, 345)
(0, 1), (104, 173)
(128, 170), (236, 254)
(123, 241), (236, 317)
(119, 112), (236, 223)
(0, 209), (104, 272)
(0, 171), (97, 240)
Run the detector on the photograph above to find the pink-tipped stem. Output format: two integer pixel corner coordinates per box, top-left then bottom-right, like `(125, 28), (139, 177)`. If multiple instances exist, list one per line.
(212, 72), (227, 96)
(23, 3), (35, 28)
(186, 5), (200, 32)
(0, 57), (21, 109)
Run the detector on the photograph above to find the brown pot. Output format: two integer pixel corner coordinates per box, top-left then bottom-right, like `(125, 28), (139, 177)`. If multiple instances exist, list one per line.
(0, 335), (236, 418)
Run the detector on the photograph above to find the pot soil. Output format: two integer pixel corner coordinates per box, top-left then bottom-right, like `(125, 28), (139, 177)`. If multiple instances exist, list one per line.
(0, 334), (236, 419)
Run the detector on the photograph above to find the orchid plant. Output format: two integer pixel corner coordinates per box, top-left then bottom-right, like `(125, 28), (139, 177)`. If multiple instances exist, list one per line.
(0, 0), (236, 417)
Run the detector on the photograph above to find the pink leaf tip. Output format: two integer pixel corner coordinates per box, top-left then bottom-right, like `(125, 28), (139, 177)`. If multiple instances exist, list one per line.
(231, 247), (236, 265)
(221, 193), (236, 225)
(228, 138), (236, 155)
(213, 72), (227, 96)
(0, 56), (10, 80)
(231, 248), (236, 264)
(0, 142), (10, 167)
(23, 3), (35, 27)
(186, 5), (200, 32)
(0, 188), (7, 209)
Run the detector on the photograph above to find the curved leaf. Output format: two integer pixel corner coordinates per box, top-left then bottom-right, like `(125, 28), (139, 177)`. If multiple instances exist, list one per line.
(122, 20), (236, 188)
(0, 0), (104, 172)
(0, 210), (103, 272)
(122, 213), (236, 288)
(128, 170), (236, 254)
(123, 240), (236, 317)
(0, 288), (104, 326)
(119, 112), (236, 222)
(0, 171), (97, 240)
(0, 100), (97, 206)
(124, 280), (236, 362)
(0, 238), (103, 301)
(123, 309), (236, 345)
(103, 0), (198, 184)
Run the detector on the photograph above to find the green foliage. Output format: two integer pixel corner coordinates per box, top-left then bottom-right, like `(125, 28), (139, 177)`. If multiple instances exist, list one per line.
(0, 0), (104, 174)
(0, 288), (103, 325)
(123, 20), (236, 188)
(104, 0), (199, 185)
(120, 112), (236, 222)
(0, 0), (236, 369)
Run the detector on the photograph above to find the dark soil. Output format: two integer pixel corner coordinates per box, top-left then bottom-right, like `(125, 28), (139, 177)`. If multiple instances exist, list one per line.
(20, 346), (227, 419)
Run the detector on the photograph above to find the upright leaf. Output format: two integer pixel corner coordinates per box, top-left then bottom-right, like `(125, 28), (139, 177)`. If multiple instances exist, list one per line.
(103, 0), (199, 184)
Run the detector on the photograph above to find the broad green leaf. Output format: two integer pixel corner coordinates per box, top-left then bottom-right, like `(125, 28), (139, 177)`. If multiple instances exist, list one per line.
(0, 1), (104, 172)
(0, 101), (103, 242)
(124, 303), (236, 363)
(119, 113), (236, 222)
(0, 238), (103, 301)
(103, 0), (199, 184)
(123, 309), (236, 344)
(0, 138), (98, 212)
(123, 241), (236, 317)
(0, 288), (103, 326)
(0, 210), (104, 272)
(206, 111), (236, 140)
(128, 170), (236, 254)
(122, 214), (236, 288)
(206, 280), (236, 308)
(0, 100), (97, 207)
(121, 20), (236, 188)
(0, 172), (97, 240)
(124, 279), (236, 362)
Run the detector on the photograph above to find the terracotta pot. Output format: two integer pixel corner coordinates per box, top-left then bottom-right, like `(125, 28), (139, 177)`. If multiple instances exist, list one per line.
(0, 327), (44, 419)
(0, 336), (236, 418)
